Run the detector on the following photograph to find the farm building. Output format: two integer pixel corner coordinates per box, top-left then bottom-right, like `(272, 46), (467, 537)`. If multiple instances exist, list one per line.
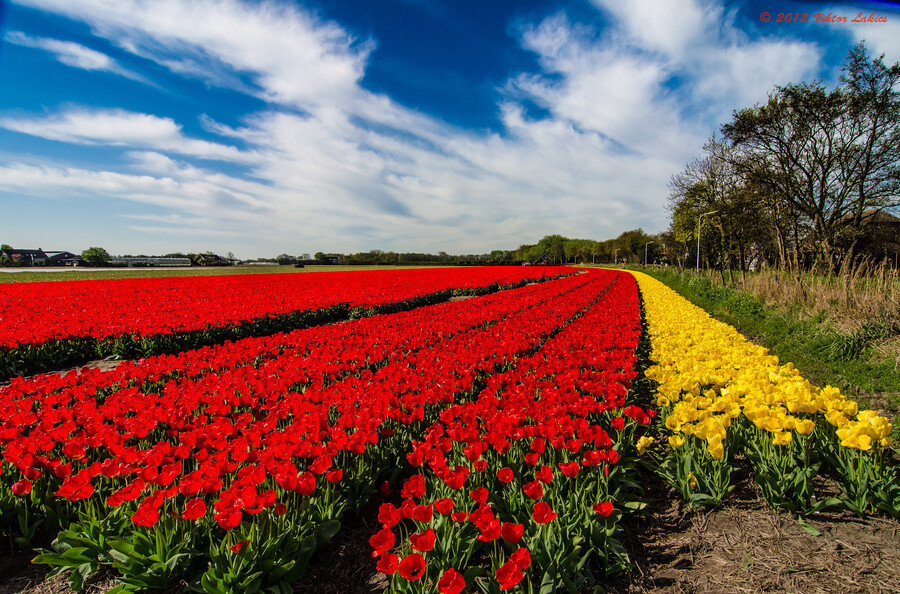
(0, 247), (49, 266)
(837, 209), (900, 265)
(531, 253), (554, 266)
(45, 251), (80, 266)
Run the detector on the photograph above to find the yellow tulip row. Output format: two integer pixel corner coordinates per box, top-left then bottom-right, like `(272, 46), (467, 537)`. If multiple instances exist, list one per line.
(629, 271), (892, 456)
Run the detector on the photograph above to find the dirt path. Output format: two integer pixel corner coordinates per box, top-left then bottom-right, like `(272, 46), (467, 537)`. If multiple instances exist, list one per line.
(606, 480), (900, 594)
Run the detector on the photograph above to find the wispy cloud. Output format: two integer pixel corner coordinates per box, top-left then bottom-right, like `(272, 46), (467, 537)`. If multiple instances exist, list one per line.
(4, 30), (149, 83)
(0, 108), (257, 164)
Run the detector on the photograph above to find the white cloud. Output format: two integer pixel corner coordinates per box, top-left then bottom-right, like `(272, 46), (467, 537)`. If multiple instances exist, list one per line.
(4, 30), (148, 82)
(823, 4), (900, 63)
(587, 0), (821, 117)
(591, 0), (712, 58)
(693, 41), (822, 112)
(514, 16), (691, 158)
(0, 108), (256, 164)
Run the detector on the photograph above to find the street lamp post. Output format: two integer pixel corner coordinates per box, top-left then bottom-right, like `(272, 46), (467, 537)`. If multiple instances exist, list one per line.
(696, 210), (719, 271)
(644, 241), (654, 266)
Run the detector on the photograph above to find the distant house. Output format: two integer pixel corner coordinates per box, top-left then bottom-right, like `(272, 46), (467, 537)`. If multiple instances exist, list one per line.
(531, 254), (554, 266)
(838, 209), (900, 264)
(45, 251), (81, 266)
(0, 247), (49, 266)
(195, 253), (233, 266)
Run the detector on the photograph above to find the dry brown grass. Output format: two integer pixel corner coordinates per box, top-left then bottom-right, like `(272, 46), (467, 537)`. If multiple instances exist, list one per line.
(740, 261), (899, 327)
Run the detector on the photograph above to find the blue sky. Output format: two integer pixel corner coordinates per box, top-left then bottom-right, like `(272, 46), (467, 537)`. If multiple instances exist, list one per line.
(1, 0), (899, 258)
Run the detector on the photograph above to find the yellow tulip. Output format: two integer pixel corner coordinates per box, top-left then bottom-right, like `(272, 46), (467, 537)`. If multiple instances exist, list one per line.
(636, 436), (655, 456)
(772, 431), (792, 446)
(668, 434), (686, 448)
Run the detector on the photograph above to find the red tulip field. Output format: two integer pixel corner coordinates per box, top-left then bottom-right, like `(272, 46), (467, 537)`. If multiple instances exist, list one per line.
(0, 266), (572, 380)
(0, 267), (897, 593)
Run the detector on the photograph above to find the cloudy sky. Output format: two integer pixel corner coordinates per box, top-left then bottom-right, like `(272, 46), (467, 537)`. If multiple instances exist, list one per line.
(1, 0), (899, 258)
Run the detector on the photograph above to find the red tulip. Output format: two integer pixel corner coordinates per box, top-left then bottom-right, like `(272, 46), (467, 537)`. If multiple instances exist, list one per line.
(522, 481), (543, 500)
(180, 497), (207, 520)
(477, 518), (501, 542)
(11, 480), (31, 496)
(376, 553), (399, 575)
(131, 505), (160, 527)
(437, 568), (466, 594)
(214, 507), (242, 530)
(369, 527), (395, 557)
(378, 503), (401, 528)
(535, 465), (553, 484)
(408, 528), (435, 552)
(470, 486), (489, 504)
(434, 498), (453, 515)
(401, 475), (425, 499)
(558, 461), (579, 477)
(510, 547), (531, 570)
(501, 522), (524, 544)
(398, 553), (426, 581)
(495, 559), (524, 591)
(411, 504), (433, 523)
(532, 501), (557, 524)
(296, 472), (316, 496)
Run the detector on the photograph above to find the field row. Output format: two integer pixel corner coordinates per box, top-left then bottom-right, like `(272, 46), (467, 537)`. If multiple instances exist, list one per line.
(0, 266), (570, 380)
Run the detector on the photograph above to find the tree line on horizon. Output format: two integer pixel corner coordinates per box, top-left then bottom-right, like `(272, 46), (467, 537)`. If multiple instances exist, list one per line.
(299, 231), (661, 266)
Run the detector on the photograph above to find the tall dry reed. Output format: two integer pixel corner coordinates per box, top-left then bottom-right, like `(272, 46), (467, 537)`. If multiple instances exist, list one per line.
(739, 260), (898, 325)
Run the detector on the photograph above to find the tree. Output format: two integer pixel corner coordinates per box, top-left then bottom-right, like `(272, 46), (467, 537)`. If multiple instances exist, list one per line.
(615, 229), (652, 263)
(720, 43), (900, 273)
(838, 43), (900, 267)
(668, 137), (774, 274)
(275, 253), (297, 265)
(81, 247), (111, 264)
(536, 235), (568, 264)
(489, 250), (512, 263)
